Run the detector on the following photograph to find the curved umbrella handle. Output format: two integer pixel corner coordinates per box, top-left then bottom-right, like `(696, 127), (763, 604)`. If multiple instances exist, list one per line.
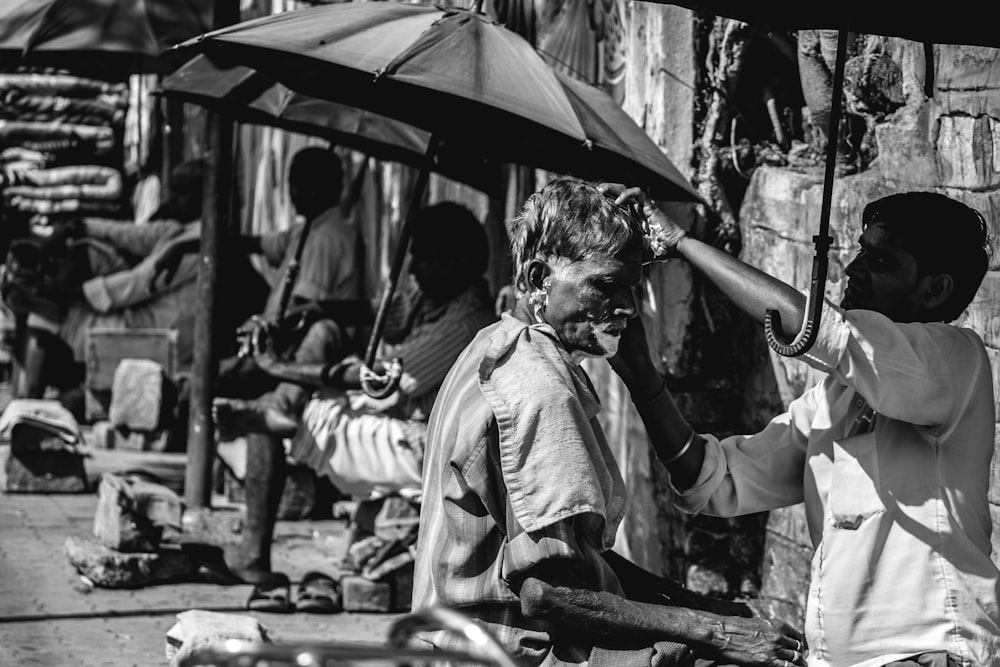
(387, 606), (521, 667)
(359, 358), (403, 400)
(763, 233), (831, 355)
(763, 30), (847, 357)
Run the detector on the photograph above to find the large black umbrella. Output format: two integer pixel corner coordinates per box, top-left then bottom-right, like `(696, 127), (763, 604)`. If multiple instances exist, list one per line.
(160, 53), (503, 322)
(642, 1), (1000, 357)
(0, 0), (212, 73)
(176, 0), (704, 397)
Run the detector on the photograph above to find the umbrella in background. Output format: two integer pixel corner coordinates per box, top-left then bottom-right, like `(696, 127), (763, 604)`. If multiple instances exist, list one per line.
(0, 0), (212, 72)
(639, 0), (1000, 358)
(158, 53), (500, 323)
(176, 0), (704, 398)
(158, 54), (498, 193)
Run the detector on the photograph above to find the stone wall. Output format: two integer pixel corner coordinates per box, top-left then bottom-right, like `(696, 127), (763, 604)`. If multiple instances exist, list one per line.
(744, 41), (1000, 626)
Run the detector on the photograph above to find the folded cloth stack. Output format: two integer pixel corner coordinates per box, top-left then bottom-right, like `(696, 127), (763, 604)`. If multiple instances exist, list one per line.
(0, 69), (128, 224)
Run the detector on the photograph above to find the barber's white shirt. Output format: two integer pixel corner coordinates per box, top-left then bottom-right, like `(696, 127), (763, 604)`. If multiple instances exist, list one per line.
(675, 301), (1000, 667)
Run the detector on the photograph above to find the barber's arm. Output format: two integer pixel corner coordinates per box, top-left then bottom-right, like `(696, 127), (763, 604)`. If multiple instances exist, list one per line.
(511, 559), (805, 666)
(602, 185), (806, 340)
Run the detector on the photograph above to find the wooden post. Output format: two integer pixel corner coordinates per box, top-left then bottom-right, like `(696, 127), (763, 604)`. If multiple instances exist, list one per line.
(183, 111), (232, 508)
(183, 0), (239, 508)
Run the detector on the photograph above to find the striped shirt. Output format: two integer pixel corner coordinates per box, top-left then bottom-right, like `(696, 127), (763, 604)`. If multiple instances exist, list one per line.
(412, 316), (626, 666)
(291, 280), (496, 497)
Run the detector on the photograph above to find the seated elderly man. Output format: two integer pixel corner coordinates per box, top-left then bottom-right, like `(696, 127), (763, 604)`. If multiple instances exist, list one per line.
(2, 159), (267, 407)
(214, 201), (497, 613)
(413, 178), (806, 666)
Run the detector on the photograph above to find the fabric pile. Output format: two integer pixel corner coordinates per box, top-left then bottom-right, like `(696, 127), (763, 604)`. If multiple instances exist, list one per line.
(0, 69), (128, 226)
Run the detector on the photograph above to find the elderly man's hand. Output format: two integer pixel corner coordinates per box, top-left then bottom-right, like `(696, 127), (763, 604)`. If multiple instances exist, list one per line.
(598, 183), (688, 261)
(701, 614), (808, 667)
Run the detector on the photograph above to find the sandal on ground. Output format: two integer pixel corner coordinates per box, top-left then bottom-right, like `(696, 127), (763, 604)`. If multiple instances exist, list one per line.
(295, 571), (342, 614)
(246, 573), (294, 613)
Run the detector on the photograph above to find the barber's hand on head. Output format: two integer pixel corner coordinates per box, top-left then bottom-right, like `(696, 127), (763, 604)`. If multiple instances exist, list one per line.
(597, 183), (688, 261)
(700, 614), (808, 667)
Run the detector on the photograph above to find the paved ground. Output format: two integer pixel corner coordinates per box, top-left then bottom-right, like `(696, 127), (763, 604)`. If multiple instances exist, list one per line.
(0, 490), (402, 666)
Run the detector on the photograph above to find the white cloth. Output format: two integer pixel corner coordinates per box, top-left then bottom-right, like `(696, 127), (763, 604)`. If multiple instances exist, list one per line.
(674, 300), (1000, 667)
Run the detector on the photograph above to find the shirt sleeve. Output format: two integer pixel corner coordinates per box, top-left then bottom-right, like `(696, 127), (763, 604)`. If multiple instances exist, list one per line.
(82, 218), (184, 258)
(799, 298), (983, 428)
(501, 516), (581, 583)
(390, 314), (482, 399)
(672, 383), (818, 517)
(258, 227), (292, 268)
(292, 223), (357, 302)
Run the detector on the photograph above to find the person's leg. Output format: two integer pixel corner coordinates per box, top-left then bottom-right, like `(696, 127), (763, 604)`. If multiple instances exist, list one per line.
(214, 320), (349, 437)
(269, 319), (348, 415)
(226, 432), (287, 584)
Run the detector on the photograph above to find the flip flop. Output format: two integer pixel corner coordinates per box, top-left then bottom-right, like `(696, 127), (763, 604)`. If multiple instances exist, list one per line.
(295, 571), (342, 614)
(246, 573), (294, 613)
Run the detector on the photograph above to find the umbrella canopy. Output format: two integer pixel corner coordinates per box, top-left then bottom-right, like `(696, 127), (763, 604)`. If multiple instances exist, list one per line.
(158, 54), (497, 192)
(639, 2), (1000, 48)
(175, 0), (702, 203)
(0, 0), (212, 72)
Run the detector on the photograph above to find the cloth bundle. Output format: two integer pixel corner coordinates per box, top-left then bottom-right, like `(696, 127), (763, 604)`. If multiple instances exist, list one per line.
(0, 69), (128, 224)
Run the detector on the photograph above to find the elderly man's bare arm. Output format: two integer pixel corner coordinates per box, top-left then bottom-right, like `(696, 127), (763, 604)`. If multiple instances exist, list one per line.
(511, 561), (806, 667)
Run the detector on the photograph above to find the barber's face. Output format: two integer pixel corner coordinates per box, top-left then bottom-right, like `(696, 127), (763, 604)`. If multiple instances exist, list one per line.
(540, 248), (641, 358)
(841, 222), (927, 321)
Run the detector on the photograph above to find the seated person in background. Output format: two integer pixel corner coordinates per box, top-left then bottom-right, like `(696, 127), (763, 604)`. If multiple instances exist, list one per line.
(214, 201), (497, 613)
(1, 158), (267, 410)
(413, 178), (806, 667)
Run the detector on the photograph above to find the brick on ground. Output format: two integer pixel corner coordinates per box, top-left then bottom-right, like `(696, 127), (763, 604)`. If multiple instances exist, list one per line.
(108, 358), (174, 432)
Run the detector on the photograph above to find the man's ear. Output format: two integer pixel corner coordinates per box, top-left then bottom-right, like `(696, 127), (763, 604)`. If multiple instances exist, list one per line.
(922, 273), (954, 313)
(525, 259), (551, 292)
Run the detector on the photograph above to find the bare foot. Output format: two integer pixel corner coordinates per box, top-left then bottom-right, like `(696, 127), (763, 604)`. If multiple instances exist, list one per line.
(213, 397), (299, 439)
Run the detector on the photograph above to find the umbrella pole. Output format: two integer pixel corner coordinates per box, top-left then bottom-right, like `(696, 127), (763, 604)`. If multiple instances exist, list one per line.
(763, 30), (847, 357)
(360, 136), (440, 399)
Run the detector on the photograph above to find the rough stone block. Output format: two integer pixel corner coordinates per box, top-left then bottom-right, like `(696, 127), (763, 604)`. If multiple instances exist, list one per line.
(874, 104), (940, 187)
(165, 609), (270, 667)
(685, 563), (728, 598)
(936, 115), (1000, 190)
(340, 574), (392, 612)
(180, 506), (245, 546)
(108, 358), (174, 431)
(94, 473), (163, 552)
(0, 444), (87, 493)
(64, 536), (193, 588)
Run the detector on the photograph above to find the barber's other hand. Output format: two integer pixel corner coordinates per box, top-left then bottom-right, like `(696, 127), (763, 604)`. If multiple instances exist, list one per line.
(608, 313), (657, 389)
(702, 614), (808, 667)
(598, 183), (687, 261)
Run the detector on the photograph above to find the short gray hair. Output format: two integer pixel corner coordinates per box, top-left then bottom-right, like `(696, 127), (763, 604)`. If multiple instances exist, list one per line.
(509, 177), (643, 291)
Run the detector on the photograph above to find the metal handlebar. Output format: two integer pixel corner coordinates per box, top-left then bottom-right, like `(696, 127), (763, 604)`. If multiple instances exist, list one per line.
(388, 606), (522, 667)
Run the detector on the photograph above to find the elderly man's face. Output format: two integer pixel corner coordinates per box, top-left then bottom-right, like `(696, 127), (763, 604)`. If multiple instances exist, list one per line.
(542, 247), (642, 358)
